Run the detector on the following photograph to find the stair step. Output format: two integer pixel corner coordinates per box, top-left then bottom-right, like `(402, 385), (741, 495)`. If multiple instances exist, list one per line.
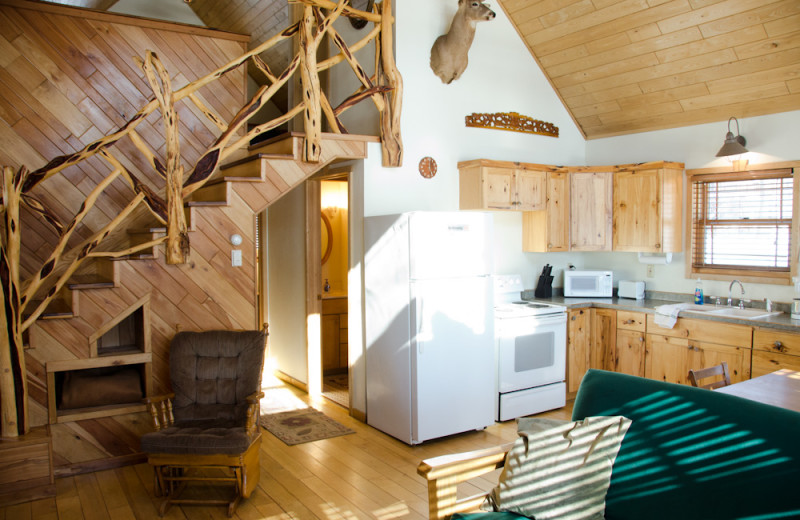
(67, 275), (115, 290)
(25, 299), (73, 320)
(185, 200), (227, 207)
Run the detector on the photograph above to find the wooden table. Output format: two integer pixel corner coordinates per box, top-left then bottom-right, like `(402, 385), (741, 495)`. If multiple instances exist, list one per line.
(716, 368), (800, 413)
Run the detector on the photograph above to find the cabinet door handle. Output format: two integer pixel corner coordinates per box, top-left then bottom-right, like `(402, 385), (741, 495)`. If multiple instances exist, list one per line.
(773, 341), (786, 352)
(623, 319), (634, 324)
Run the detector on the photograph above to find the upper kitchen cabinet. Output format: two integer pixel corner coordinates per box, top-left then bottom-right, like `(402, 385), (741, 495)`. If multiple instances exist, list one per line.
(613, 163), (684, 253)
(570, 171), (613, 251)
(459, 160), (546, 211)
(523, 171), (570, 252)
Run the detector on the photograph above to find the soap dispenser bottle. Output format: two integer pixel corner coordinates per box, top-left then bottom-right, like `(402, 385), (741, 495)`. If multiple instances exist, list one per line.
(694, 278), (704, 305)
(792, 277), (800, 320)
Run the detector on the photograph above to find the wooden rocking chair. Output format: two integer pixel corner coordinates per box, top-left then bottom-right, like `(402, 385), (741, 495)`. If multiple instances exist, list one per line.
(140, 329), (267, 517)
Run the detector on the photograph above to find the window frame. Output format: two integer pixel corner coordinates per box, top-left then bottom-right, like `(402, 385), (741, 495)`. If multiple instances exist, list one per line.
(685, 162), (800, 286)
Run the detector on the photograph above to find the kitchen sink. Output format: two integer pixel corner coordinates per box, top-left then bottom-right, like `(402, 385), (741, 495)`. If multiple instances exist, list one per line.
(686, 307), (782, 319)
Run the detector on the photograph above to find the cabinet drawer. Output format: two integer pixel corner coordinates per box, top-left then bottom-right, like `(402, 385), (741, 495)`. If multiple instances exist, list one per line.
(646, 315), (752, 347)
(617, 311), (645, 332)
(322, 298), (348, 315)
(753, 329), (800, 356)
(752, 349), (800, 377)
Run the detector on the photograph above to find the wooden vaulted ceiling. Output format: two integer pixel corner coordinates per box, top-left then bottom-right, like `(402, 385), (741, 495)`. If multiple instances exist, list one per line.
(37, 0), (800, 140)
(500, 0), (800, 139)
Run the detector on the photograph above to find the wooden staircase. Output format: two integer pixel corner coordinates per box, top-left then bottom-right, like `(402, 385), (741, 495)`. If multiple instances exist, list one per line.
(26, 131), (374, 342)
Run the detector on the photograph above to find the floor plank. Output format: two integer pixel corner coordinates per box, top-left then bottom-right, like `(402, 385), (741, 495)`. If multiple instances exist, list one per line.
(0, 378), (573, 519)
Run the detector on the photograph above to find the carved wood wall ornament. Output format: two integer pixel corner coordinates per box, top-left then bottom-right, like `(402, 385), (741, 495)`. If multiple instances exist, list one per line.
(465, 112), (559, 138)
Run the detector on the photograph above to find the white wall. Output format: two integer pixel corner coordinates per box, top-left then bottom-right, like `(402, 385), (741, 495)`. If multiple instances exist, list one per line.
(108, 0), (204, 25)
(584, 110), (800, 304)
(267, 186), (308, 384)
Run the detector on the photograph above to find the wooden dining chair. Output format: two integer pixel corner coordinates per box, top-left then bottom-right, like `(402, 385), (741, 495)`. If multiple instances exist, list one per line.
(688, 362), (731, 390)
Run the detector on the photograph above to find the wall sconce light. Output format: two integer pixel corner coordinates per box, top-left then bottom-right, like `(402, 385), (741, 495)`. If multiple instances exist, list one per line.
(715, 117), (748, 157)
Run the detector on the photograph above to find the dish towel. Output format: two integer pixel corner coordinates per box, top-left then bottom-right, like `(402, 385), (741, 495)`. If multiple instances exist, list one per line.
(654, 303), (696, 329)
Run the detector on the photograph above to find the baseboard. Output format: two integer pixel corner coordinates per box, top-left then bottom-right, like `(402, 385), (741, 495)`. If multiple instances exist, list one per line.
(350, 408), (366, 423)
(274, 370), (308, 392)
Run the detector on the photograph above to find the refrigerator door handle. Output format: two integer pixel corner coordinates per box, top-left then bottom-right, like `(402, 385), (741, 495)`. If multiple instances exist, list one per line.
(417, 298), (424, 354)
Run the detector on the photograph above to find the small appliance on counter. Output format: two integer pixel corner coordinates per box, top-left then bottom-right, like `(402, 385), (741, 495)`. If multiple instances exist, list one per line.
(618, 280), (645, 300)
(563, 270), (613, 298)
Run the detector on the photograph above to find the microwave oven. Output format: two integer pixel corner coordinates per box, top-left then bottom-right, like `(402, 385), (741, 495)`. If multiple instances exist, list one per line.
(564, 270), (613, 298)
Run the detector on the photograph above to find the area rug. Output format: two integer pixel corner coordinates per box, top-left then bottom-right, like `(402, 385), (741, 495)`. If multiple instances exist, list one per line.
(260, 407), (355, 446)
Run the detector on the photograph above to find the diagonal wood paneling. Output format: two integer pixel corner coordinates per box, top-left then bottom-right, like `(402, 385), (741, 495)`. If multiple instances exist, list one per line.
(0, 0), (256, 472)
(501, 0), (800, 139)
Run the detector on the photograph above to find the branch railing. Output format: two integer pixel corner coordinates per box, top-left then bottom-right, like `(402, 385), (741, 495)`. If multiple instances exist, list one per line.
(0, 0), (402, 437)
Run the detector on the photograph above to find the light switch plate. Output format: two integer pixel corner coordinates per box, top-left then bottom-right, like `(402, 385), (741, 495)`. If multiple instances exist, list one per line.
(646, 264), (655, 278)
(231, 249), (242, 267)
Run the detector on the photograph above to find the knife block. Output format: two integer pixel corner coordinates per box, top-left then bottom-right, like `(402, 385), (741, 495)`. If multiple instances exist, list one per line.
(534, 275), (553, 298)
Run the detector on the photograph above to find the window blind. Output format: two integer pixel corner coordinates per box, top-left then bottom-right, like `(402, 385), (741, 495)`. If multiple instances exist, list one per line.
(691, 169), (793, 272)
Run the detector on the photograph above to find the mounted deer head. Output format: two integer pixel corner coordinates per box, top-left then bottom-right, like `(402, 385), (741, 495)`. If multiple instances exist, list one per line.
(430, 0), (496, 84)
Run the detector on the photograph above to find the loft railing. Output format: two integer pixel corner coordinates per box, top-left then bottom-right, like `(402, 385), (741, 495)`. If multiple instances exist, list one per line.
(0, 0), (403, 437)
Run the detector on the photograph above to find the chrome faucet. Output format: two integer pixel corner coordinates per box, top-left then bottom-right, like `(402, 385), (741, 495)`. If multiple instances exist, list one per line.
(728, 280), (745, 308)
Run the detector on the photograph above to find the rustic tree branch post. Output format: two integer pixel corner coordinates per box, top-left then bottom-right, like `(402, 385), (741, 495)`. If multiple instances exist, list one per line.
(139, 51), (189, 265)
(1, 166), (28, 437)
(378, 0), (403, 167)
(300, 5), (322, 162)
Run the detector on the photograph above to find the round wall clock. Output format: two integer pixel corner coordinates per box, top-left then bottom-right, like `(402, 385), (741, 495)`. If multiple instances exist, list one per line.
(419, 156), (437, 179)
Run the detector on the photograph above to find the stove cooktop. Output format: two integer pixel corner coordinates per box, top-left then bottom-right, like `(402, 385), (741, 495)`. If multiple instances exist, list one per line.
(494, 300), (566, 317)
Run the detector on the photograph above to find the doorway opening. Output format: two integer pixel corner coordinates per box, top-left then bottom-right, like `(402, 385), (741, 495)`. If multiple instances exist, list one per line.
(317, 172), (350, 409)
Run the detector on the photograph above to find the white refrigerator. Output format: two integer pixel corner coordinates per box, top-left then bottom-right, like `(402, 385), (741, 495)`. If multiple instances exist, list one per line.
(364, 212), (495, 444)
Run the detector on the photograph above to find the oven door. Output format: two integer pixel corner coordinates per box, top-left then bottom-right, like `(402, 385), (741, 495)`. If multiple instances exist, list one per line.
(497, 314), (566, 394)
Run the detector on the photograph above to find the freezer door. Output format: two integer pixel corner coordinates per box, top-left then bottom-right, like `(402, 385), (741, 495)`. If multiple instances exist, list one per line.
(408, 212), (493, 280)
(411, 276), (495, 443)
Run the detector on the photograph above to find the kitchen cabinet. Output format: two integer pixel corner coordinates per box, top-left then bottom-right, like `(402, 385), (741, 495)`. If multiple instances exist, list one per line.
(752, 328), (800, 376)
(522, 171), (570, 252)
(645, 316), (751, 385)
(567, 308), (591, 394)
(570, 171), (612, 251)
(458, 160), (545, 211)
(592, 308), (616, 371)
(611, 311), (646, 377)
(613, 165), (683, 253)
(322, 297), (348, 373)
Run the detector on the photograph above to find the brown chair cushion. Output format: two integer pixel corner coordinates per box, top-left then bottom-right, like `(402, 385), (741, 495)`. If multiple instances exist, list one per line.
(170, 330), (266, 423)
(140, 425), (256, 455)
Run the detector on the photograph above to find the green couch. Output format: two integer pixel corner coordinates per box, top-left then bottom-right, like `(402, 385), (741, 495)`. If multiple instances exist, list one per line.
(420, 369), (800, 520)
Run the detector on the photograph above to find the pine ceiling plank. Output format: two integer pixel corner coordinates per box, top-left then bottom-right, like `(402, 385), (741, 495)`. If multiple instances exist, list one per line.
(656, 0), (775, 35)
(549, 26), (699, 78)
(698, 0), (800, 39)
(531, 0), (690, 58)
(538, 44), (590, 68)
(572, 99), (623, 118)
(628, 22), (663, 41)
(680, 81), (789, 110)
(509, 0), (580, 20)
(640, 46), (800, 93)
(554, 53), (662, 90)
(655, 24), (766, 62)
(617, 83), (710, 108)
(540, 0), (597, 28)
(526, 0), (650, 48)
(734, 31), (800, 60)
(764, 13), (800, 36)
(599, 100), (684, 124)
(706, 64), (800, 93)
(564, 83), (643, 107)
(788, 78), (800, 92)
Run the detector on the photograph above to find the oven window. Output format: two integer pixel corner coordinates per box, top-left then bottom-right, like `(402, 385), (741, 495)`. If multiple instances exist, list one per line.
(514, 332), (555, 372)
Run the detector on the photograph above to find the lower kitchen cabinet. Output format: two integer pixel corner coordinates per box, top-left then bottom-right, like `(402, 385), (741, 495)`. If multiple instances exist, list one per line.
(567, 308), (591, 394)
(752, 328), (800, 376)
(592, 308), (616, 371)
(613, 310), (646, 377)
(322, 297), (348, 374)
(646, 316), (752, 384)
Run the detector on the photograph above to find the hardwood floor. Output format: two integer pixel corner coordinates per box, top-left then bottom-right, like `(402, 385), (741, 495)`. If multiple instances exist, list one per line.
(0, 379), (573, 520)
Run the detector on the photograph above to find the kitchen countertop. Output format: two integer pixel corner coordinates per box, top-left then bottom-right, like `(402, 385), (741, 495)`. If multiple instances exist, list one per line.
(521, 293), (800, 333)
